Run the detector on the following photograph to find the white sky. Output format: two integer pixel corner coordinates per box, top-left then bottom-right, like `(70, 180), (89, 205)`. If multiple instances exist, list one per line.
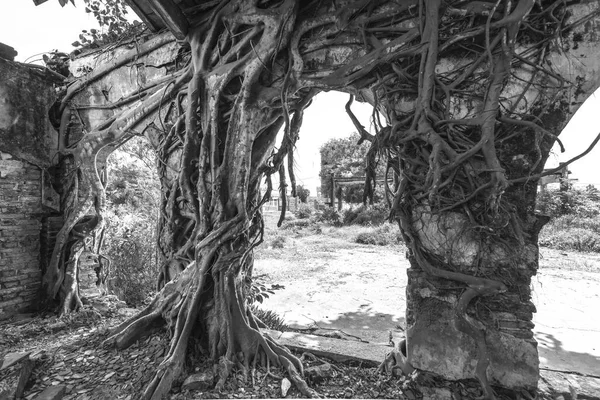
(1, 1), (599, 195)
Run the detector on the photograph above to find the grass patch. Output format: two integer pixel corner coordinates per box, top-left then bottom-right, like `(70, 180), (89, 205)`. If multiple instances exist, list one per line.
(249, 305), (288, 331)
(354, 223), (403, 246)
(540, 215), (600, 253)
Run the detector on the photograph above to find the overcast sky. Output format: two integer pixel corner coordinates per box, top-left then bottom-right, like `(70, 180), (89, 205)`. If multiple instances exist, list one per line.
(2, 1), (599, 194)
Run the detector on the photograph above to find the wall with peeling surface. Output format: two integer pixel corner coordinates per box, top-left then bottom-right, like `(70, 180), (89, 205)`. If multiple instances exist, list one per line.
(0, 56), (60, 318)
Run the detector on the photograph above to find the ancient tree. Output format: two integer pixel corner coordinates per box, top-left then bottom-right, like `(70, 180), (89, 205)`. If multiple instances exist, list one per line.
(42, 1), (600, 399)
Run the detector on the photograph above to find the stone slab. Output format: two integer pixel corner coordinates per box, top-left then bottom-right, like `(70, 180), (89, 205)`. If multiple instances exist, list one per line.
(262, 329), (391, 367)
(34, 385), (66, 400)
(540, 368), (600, 399)
(0, 352), (30, 371)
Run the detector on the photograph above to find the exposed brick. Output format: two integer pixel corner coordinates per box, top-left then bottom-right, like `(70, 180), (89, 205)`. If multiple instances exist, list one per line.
(0, 152), (47, 318)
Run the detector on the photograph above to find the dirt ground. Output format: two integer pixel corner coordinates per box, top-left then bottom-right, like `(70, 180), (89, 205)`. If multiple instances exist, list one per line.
(255, 212), (600, 393)
(1, 212), (598, 399)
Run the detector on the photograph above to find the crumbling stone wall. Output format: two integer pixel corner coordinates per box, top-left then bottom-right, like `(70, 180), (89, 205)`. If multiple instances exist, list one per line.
(0, 152), (45, 316)
(0, 52), (60, 318)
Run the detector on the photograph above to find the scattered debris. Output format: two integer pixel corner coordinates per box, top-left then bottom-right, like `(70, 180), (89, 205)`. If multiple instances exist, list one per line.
(182, 371), (214, 391)
(35, 384), (66, 400)
(281, 377), (291, 397)
(305, 363), (335, 383)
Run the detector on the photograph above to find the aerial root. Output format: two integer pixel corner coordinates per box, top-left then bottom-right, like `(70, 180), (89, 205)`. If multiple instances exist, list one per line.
(212, 318), (318, 398)
(378, 339), (414, 377)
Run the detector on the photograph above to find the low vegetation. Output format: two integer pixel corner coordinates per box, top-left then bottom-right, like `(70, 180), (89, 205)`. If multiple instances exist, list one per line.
(538, 185), (600, 253)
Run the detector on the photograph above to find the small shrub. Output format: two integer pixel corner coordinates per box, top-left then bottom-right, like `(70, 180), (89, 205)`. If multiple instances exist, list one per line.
(342, 207), (361, 225)
(271, 235), (287, 248)
(540, 227), (600, 253)
(281, 219), (312, 230)
(342, 203), (390, 226)
(248, 281), (284, 304)
(103, 207), (158, 307)
(295, 204), (313, 219)
(355, 223), (402, 246)
(247, 281), (288, 331)
(540, 214), (600, 252)
(537, 186), (600, 218)
(546, 215), (600, 232)
(249, 305), (288, 331)
(317, 207), (342, 226)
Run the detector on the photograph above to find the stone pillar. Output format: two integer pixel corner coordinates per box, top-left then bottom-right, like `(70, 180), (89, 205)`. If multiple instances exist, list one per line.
(404, 210), (540, 390)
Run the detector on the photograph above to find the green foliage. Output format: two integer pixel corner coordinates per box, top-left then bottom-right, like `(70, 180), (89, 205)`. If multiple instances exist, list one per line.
(296, 185), (310, 203)
(247, 281), (287, 330)
(320, 132), (385, 204)
(316, 207), (342, 226)
(342, 203), (390, 226)
(540, 223), (600, 253)
(248, 280), (284, 304)
(341, 183), (384, 204)
(281, 219), (313, 230)
(103, 206), (158, 306)
(103, 138), (160, 306)
(249, 305), (288, 331)
(294, 203), (313, 219)
(42, 51), (70, 77)
(355, 224), (403, 246)
(538, 185), (600, 253)
(59, 0), (145, 50)
(270, 235), (287, 248)
(536, 185), (600, 218)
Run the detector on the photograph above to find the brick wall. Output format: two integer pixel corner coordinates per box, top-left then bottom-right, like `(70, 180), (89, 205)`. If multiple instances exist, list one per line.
(0, 151), (46, 317)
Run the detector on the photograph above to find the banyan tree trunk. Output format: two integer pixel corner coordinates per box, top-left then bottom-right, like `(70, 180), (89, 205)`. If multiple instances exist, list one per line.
(103, 3), (318, 399)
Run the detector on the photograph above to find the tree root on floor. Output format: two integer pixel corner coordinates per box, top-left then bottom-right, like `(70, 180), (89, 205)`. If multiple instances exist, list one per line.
(102, 256), (318, 399)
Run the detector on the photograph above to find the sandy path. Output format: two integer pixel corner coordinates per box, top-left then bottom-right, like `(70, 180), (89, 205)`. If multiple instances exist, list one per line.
(254, 219), (600, 376)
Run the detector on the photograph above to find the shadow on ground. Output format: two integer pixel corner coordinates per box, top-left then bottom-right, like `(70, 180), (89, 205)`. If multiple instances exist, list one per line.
(287, 307), (406, 344)
(537, 331), (600, 377)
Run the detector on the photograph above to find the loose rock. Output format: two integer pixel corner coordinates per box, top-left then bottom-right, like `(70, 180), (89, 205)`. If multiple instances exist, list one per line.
(35, 384), (66, 400)
(281, 378), (291, 397)
(182, 371), (214, 391)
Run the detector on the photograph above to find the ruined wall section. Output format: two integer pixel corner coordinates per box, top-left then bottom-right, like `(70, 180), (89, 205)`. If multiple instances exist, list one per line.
(0, 55), (60, 318)
(0, 152), (47, 315)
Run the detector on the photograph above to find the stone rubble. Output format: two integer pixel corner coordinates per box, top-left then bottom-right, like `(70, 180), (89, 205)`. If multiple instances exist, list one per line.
(2, 325), (169, 400)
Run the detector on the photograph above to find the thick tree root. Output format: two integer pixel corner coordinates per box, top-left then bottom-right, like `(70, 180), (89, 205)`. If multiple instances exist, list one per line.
(211, 272), (318, 397)
(378, 339), (414, 377)
(103, 251), (317, 399)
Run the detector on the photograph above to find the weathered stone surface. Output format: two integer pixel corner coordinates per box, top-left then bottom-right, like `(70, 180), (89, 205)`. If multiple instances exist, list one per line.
(0, 42), (18, 61)
(0, 353), (33, 399)
(34, 384), (66, 400)
(0, 352), (31, 370)
(263, 329), (389, 367)
(0, 152), (46, 318)
(407, 286), (538, 388)
(0, 59), (59, 167)
(181, 371), (214, 391)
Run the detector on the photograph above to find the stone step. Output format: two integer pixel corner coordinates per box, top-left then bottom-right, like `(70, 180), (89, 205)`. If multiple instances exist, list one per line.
(262, 329), (392, 367)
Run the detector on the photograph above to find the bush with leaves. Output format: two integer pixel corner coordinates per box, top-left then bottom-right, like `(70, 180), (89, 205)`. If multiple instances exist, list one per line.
(538, 184), (600, 253)
(536, 184), (600, 218)
(296, 185), (310, 203)
(342, 203), (390, 226)
(102, 138), (160, 306)
(316, 207), (342, 226)
(247, 282), (288, 330)
(355, 223), (402, 246)
(103, 206), (158, 306)
(295, 203), (313, 219)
